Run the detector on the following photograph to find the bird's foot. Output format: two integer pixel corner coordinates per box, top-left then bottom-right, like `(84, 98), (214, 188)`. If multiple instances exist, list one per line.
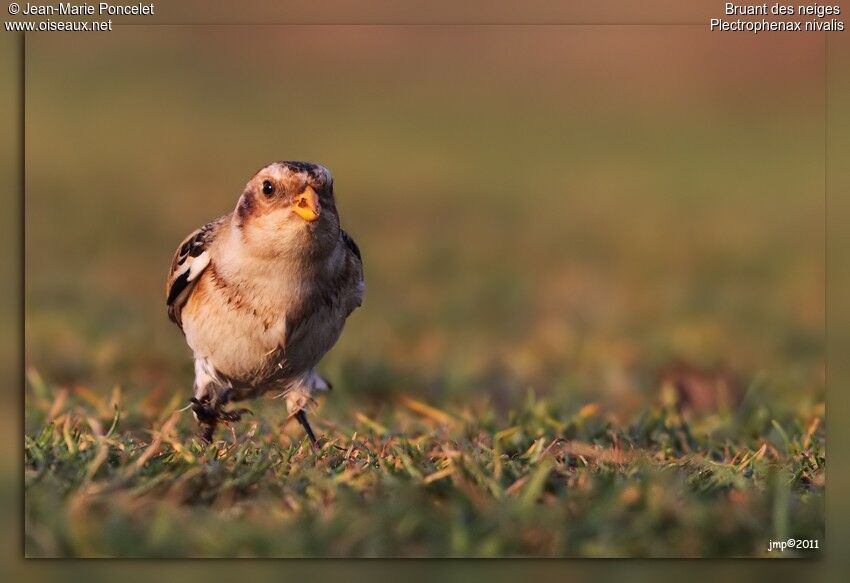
(218, 407), (253, 422)
(190, 395), (253, 442)
(198, 422), (216, 444)
(190, 396), (219, 424)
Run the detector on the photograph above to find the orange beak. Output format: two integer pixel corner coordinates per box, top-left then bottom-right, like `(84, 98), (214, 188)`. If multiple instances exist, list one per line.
(291, 185), (321, 222)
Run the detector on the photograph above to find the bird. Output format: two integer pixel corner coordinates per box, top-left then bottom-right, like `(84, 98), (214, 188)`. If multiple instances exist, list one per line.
(165, 161), (364, 446)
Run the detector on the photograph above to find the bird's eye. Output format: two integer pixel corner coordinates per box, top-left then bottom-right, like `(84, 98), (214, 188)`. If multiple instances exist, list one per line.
(262, 180), (274, 196)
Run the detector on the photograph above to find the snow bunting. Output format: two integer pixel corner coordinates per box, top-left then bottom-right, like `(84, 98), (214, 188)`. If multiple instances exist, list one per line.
(166, 161), (364, 445)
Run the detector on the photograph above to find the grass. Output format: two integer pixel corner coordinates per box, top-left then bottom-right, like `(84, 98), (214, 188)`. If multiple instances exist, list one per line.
(25, 371), (824, 557)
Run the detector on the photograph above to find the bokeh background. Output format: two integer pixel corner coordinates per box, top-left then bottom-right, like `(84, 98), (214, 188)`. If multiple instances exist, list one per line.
(20, 26), (829, 559)
(25, 27), (824, 417)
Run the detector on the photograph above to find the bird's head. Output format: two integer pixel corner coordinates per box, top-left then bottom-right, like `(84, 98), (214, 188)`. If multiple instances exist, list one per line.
(233, 161), (340, 259)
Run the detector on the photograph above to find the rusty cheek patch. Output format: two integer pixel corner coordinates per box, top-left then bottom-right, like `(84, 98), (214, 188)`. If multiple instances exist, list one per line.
(236, 191), (256, 223)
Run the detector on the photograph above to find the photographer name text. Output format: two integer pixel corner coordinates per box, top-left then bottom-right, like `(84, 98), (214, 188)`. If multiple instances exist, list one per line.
(18, 2), (154, 16)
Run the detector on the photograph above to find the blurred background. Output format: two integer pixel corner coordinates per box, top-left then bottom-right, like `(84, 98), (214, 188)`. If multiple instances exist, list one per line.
(25, 26), (824, 420)
(15, 24), (832, 562)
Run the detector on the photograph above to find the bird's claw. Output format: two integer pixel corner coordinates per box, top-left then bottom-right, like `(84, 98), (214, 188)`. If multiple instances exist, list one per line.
(190, 396), (219, 424)
(219, 407), (253, 422)
(189, 396), (252, 428)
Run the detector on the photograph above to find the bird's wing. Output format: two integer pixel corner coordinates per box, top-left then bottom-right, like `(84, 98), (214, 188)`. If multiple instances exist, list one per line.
(340, 228), (364, 312)
(166, 216), (226, 328)
(341, 229), (361, 262)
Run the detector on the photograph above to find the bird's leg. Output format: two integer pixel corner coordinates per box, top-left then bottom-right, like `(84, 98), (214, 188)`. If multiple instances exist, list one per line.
(200, 418), (216, 443)
(189, 387), (251, 443)
(294, 409), (319, 451)
(216, 387), (253, 422)
(190, 394), (219, 443)
(191, 360), (223, 443)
